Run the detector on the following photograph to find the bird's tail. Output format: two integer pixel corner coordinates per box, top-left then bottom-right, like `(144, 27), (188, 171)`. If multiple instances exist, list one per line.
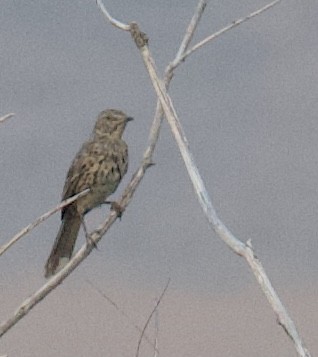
(44, 209), (81, 278)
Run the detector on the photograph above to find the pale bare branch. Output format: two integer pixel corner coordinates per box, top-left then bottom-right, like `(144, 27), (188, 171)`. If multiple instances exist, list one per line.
(179, 0), (282, 65)
(126, 11), (311, 357)
(0, 189), (89, 257)
(145, 0), (207, 161)
(96, 0), (130, 30)
(0, 113), (14, 124)
(174, 0), (207, 62)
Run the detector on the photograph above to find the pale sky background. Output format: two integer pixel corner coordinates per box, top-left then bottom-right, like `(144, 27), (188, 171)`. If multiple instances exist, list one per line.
(1, 1), (318, 356)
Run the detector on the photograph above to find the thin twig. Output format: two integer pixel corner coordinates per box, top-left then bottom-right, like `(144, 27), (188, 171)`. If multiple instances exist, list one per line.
(179, 0), (282, 65)
(0, 189), (89, 257)
(153, 307), (159, 357)
(174, 0), (207, 62)
(136, 279), (170, 357)
(85, 279), (158, 352)
(0, 113), (14, 124)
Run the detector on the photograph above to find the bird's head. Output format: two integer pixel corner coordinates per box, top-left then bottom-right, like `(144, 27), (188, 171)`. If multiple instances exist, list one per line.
(93, 109), (133, 139)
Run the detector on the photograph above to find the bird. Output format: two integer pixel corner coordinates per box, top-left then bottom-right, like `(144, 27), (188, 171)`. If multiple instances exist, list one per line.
(44, 109), (133, 277)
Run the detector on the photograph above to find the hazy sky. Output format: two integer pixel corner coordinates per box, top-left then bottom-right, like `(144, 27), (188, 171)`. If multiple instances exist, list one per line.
(1, 1), (318, 356)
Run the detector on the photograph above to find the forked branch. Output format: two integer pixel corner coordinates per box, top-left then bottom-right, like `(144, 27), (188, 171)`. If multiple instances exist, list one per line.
(1, 4), (311, 357)
(97, 1), (311, 357)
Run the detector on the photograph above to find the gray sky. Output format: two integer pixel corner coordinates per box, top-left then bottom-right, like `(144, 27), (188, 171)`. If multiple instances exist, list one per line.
(1, 1), (318, 356)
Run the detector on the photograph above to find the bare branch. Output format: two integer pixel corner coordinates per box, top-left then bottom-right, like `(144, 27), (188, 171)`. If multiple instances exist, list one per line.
(142, 0), (279, 161)
(0, 156), (153, 337)
(127, 17), (311, 357)
(0, 113), (14, 124)
(180, 0), (282, 64)
(0, 189), (89, 257)
(145, 0), (207, 161)
(96, 0), (130, 30)
(136, 279), (170, 357)
(174, 0), (207, 62)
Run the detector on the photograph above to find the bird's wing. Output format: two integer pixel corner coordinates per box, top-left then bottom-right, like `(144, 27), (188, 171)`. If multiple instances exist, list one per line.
(61, 140), (95, 201)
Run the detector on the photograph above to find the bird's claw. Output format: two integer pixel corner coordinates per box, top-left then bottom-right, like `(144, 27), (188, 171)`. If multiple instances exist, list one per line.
(110, 201), (125, 219)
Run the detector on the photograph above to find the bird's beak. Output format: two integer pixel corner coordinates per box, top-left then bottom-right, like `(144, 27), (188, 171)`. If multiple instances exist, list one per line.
(126, 117), (134, 122)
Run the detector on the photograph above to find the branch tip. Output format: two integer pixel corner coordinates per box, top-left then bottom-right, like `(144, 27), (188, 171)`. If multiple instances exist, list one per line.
(0, 113), (15, 123)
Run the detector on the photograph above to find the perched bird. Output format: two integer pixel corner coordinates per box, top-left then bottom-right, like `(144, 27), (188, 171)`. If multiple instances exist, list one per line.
(44, 109), (133, 277)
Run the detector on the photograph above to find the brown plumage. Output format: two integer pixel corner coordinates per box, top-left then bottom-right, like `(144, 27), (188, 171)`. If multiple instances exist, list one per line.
(44, 109), (132, 277)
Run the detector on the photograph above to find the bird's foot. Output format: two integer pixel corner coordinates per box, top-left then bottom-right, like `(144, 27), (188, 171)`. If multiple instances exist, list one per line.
(103, 200), (125, 219)
(111, 201), (125, 219)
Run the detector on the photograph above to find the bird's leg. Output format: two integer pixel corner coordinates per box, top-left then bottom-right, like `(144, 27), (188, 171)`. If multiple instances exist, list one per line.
(103, 200), (125, 219)
(111, 201), (125, 217)
(80, 215), (98, 250)
(102, 200), (125, 218)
